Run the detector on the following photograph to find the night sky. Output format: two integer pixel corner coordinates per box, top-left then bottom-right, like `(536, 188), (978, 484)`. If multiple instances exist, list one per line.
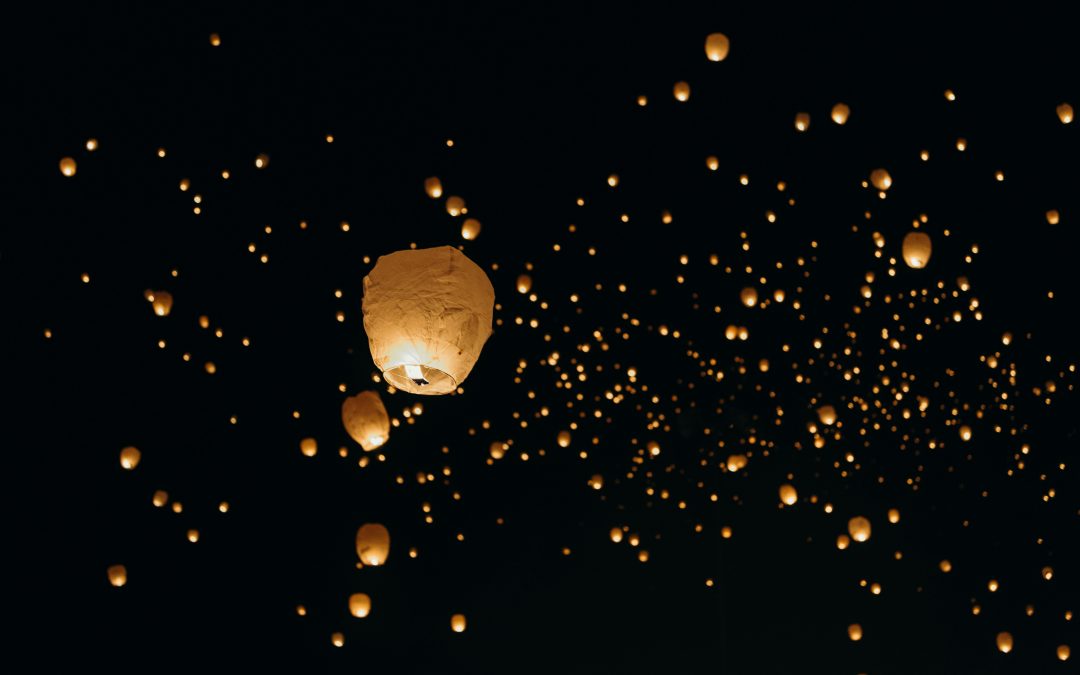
(9, 5), (1079, 674)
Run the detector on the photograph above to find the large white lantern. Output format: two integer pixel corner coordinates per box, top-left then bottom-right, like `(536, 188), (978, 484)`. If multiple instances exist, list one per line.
(362, 246), (494, 395)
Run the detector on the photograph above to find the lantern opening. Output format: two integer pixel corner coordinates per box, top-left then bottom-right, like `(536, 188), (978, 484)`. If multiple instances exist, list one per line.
(385, 362), (455, 392)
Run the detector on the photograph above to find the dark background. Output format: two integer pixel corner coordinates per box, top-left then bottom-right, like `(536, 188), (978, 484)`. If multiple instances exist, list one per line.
(7, 4), (1078, 674)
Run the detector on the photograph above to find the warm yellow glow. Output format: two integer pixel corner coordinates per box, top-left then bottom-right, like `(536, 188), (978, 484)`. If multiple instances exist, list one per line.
(704, 33), (730, 62)
(1058, 645), (1071, 662)
(959, 425), (972, 441)
(516, 274), (532, 294)
(349, 593), (372, 618)
(300, 438), (317, 457)
(831, 103), (850, 125)
(817, 405), (837, 426)
(461, 218), (482, 240)
(848, 624), (863, 641)
(870, 168), (892, 191)
(996, 631), (1013, 654)
(1046, 209), (1060, 225)
(740, 287), (758, 308)
(446, 196), (466, 216)
(342, 391), (391, 451)
(887, 508), (900, 524)
(673, 81), (691, 102)
(107, 564), (127, 587)
(610, 527), (623, 543)
(59, 157), (77, 177)
(148, 290), (173, 316)
(254, 153), (269, 169)
(848, 516), (871, 542)
(451, 614), (467, 633)
(356, 523), (391, 566)
(1058, 103), (1074, 124)
(119, 446), (141, 470)
(902, 231), (932, 269)
(794, 112), (810, 132)
(557, 430), (571, 448)
(779, 483), (798, 506)
(424, 176), (443, 198)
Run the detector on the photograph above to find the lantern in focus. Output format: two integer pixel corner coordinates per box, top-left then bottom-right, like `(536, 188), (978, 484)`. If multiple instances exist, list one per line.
(996, 631), (1013, 654)
(349, 593), (372, 618)
(148, 290), (173, 316)
(673, 81), (691, 102)
(119, 446), (141, 470)
(451, 614), (467, 633)
(870, 169), (892, 191)
(704, 33), (730, 62)
(107, 564), (127, 587)
(59, 157), (77, 177)
(516, 274), (532, 294)
(461, 218), (482, 240)
(1058, 103), (1074, 124)
(362, 246), (495, 395)
(424, 176), (443, 198)
(341, 391), (390, 451)
(779, 484), (798, 506)
(356, 523), (390, 566)
(848, 516), (871, 542)
(817, 405), (837, 426)
(902, 231), (932, 269)
(831, 103), (850, 125)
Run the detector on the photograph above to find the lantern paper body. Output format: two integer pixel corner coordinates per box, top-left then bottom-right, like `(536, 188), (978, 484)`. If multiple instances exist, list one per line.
(704, 33), (730, 62)
(150, 290), (173, 316)
(349, 593), (372, 618)
(902, 231), (932, 269)
(356, 523), (391, 566)
(516, 274), (532, 294)
(831, 103), (850, 125)
(870, 169), (892, 191)
(362, 246), (495, 395)
(610, 527), (623, 543)
(341, 391), (390, 451)
(451, 614), (467, 632)
(779, 484), (798, 506)
(424, 176), (443, 198)
(107, 564), (127, 587)
(119, 446), (141, 470)
(817, 405), (837, 426)
(59, 157), (77, 177)
(997, 632), (1013, 653)
(848, 516), (872, 542)
(1058, 103), (1074, 124)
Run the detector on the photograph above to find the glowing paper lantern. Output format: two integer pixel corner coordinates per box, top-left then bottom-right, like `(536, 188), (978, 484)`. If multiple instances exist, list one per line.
(726, 454), (748, 472)
(817, 405), (837, 426)
(356, 523), (390, 566)
(996, 631), (1013, 654)
(848, 624), (863, 641)
(959, 425), (972, 441)
(119, 446), (141, 470)
(740, 287), (758, 308)
(254, 153), (269, 169)
(704, 33), (730, 62)
(341, 391), (390, 451)
(779, 484), (798, 506)
(836, 535), (850, 550)
(424, 177), (443, 199)
(1058, 103), (1074, 124)
(870, 169), (892, 191)
(349, 593), (372, 618)
(461, 218), (482, 240)
(902, 231), (932, 269)
(557, 431), (571, 448)
(588, 474), (604, 490)
(848, 516), (871, 542)
(831, 103), (850, 125)
(609, 527), (623, 543)
(362, 246), (495, 395)
(148, 290), (173, 316)
(1046, 210), (1060, 225)
(673, 81), (691, 102)
(1058, 645), (1071, 661)
(152, 490), (168, 507)
(59, 157), (77, 177)
(445, 196), (465, 216)
(516, 274), (532, 294)
(300, 438), (317, 457)
(451, 614), (467, 633)
(794, 113), (810, 132)
(489, 441), (506, 460)
(331, 632), (345, 647)
(107, 564), (127, 587)
(887, 508), (900, 524)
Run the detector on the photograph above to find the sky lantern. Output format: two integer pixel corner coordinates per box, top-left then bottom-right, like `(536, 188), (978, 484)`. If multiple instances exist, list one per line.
(59, 157), (77, 177)
(362, 246), (494, 395)
(119, 446), (141, 470)
(516, 274), (532, 294)
(1058, 645), (1071, 661)
(887, 508), (900, 524)
(300, 438), (317, 457)
(588, 474), (604, 490)
(424, 176), (443, 198)
(356, 523), (390, 566)
(557, 430), (571, 448)
(489, 441), (506, 460)
(996, 631), (1013, 653)
(107, 564), (127, 587)
(704, 33), (730, 62)
(848, 516), (871, 542)
(349, 593), (372, 618)
(831, 103), (850, 125)
(740, 287), (758, 307)
(445, 196), (465, 216)
(1057, 103), (1074, 124)
(152, 490), (168, 507)
(609, 527), (623, 543)
(779, 484), (798, 505)
(817, 405), (837, 426)
(959, 425), (972, 441)
(836, 535), (850, 550)
(726, 454), (748, 472)
(1046, 209), (1060, 225)
(254, 153), (269, 169)
(341, 391), (390, 451)
(848, 624), (863, 641)
(461, 218), (482, 240)
(902, 231), (932, 269)
(794, 113), (810, 132)
(451, 614), (467, 633)
(148, 290), (173, 316)
(331, 632), (345, 647)
(870, 168), (892, 191)
(673, 81), (691, 102)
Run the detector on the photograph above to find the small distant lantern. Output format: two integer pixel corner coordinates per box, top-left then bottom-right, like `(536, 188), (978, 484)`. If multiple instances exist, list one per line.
(119, 446), (141, 470)
(902, 231), (932, 269)
(355, 523), (390, 566)
(704, 33), (730, 62)
(341, 391), (390, 451)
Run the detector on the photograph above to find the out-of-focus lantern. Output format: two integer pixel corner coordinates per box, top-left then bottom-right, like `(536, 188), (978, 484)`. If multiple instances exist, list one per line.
(331, 632), (345, 647)
(836, 534), (850, 550)
(445, 196), (465, 216)
(831, 103), (850, 125)
(59, 157), (77, 177)
(557, 431), (571, 448)
(673, 81), (691, 102)
(940, 560), (953, 573)
(1058, 645), (1071, 661)
(461, 218), (481, 241)
(740, 287), (758, 307)
(704, 33), (730, 62)
(1046, 210), (1060, 225)
(349, 593), (372, 618)
(609, 527), (623, 543)
(489, 441), (506, 460)
(356, 523), (390, 566)
(887, 508), (900, 524)
(362, 246), (494, 395)
(254, 153), (269, 169)
(996, 631), (1013, 654)
(902, 231), (932, 269)
(870, 169), (892, 191)
(424, 177), (443, 199)
(120, 446), (141, 470)
(726, 454), (748, 472)
(794, 113), (810, 132)
(148, 290), (173, 316)
(516, 274), (532, 294)
(342, 391), (390, 451)
(817, 405), (837, 426)
(152, 490), (168, 507)
(300, 438), (317, 457)
(848, 516), (871, 542)
(848, 624), (863, 641)
(779, 484), (798, 505)
(451, 614), (467, 633)
(1057, 103), (1074, 124)
(588, 474), (603, 490)
(959, 425), (972, 441)
(107, 564), (127, 587)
